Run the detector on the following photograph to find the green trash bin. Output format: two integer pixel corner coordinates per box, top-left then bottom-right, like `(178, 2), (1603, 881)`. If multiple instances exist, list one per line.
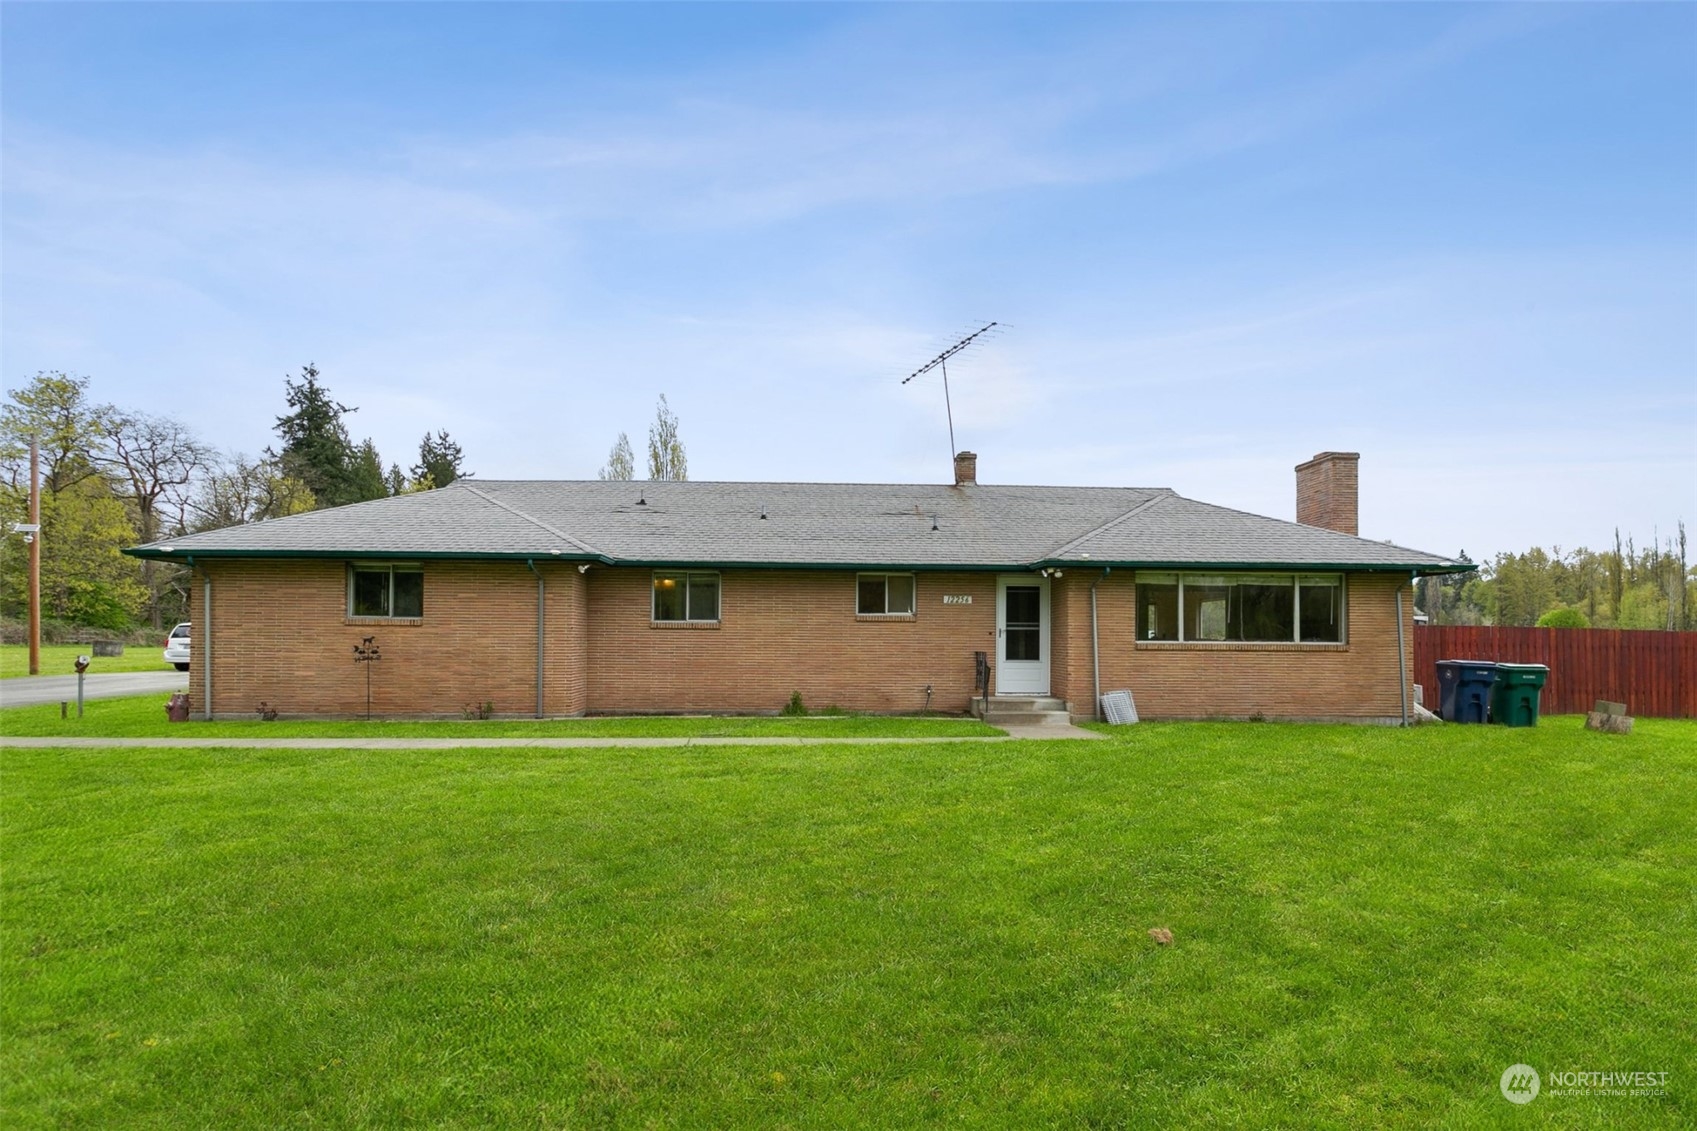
(1490, 663), (1549, 727)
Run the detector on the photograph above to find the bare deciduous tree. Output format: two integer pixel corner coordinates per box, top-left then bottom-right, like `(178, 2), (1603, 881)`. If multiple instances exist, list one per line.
(99, 409), (213, 628)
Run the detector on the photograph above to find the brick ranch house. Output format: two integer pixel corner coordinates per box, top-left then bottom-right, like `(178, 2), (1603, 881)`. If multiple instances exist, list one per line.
(127, 451), (1466, 723)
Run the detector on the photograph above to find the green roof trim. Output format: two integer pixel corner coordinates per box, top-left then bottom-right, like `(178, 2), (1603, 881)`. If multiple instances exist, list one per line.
(125, 545), (1468, 576)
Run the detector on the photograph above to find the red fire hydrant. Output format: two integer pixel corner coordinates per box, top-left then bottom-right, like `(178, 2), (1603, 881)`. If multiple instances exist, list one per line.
(165, 693), (191, 723)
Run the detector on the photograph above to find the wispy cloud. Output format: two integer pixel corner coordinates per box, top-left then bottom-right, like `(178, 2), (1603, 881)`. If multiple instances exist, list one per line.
(0, 2), (1687, 561)
(381, 5), (1549, 231)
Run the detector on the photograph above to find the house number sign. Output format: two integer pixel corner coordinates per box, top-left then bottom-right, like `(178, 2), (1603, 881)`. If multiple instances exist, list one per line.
(942, 595), (972, 605)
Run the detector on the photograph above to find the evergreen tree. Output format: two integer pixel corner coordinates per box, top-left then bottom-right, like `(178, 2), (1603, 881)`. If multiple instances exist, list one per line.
(412, 430), (467, 488)
(266, 364), (391, 507)
(269, 364), (360, 507)
(348, 439), (388, 503)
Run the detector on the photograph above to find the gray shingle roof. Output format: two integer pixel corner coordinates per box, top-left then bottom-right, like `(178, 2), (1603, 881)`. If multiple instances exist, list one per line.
(128, 478), (1464, 572)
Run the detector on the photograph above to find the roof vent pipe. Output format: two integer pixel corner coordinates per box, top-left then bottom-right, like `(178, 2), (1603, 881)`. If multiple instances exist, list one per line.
(953, 451), (977, 487)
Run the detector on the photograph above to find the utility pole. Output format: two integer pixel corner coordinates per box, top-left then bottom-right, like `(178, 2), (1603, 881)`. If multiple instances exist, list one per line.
(28, 437), (41, 675)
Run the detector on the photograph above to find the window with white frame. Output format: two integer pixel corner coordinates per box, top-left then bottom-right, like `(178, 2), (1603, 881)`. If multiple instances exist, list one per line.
(1137, 572), (1343, 643)
(653, 571), (720, 622)
(348, 563), (424, 618)
(857, 572), (915, 615)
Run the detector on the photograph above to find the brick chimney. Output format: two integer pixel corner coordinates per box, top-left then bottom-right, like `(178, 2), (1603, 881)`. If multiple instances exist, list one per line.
(953, 450), (978, 486)
(1295, 451), (1359, 535)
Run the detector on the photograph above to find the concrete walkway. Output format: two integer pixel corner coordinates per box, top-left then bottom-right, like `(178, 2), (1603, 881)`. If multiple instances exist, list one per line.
(1, 722), (1105, 750)
(0, 670), (188, 708)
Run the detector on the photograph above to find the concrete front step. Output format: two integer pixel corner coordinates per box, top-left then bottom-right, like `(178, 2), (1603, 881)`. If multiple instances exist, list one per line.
(977, 696), (1068, 713)
(984, 711), (1076, 727)
(973, 696), (1073, 726)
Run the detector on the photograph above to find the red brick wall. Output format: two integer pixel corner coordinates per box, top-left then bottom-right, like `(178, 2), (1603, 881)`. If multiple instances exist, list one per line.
(187, 559), (1413, 721)
(585, 568), (998, 714)
(188, 559), (583, 719)
(1056, 570), (1413, 721)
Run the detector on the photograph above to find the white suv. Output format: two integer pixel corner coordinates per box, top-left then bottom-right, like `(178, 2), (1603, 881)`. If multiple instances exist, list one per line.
(163, 622), (191, 671)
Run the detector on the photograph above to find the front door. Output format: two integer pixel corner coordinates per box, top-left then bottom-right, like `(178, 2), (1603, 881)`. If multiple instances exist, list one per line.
(995, 575), (1050, 695)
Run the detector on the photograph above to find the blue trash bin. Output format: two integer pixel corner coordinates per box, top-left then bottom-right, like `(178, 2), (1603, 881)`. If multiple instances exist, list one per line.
(1435, 660), (1497, 723)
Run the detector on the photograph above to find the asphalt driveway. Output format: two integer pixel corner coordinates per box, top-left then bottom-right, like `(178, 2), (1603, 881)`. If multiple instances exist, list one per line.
(0, 671), (189, 709)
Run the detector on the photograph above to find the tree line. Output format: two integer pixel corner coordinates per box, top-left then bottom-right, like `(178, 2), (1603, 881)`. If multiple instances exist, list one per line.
(0, 366), (474, 635)
(1, 367), (693, 639)
(13, 364), (1685, 638)
(1422, 529), (1693, 631)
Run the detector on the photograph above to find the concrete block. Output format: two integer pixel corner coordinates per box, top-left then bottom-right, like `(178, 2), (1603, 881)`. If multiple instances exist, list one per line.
(1585, 711), (1633, 734)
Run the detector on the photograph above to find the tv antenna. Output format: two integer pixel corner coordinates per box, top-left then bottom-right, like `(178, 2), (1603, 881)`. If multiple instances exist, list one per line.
(902, 321), (999, 461)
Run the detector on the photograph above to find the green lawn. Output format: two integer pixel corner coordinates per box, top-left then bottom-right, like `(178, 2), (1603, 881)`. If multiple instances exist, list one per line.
(0, 694), (999, 739)
(4, 719), (1693, 1127)
(0, 643), (176, 679)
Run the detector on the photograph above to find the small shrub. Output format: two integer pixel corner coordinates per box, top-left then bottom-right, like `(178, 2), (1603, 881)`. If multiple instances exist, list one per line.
(461, 701), (495, 721)
(780, 691), (808, 717)
(1536, 606), (1590, 629)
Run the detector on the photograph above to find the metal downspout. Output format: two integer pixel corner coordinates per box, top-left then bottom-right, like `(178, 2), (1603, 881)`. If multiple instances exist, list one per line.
(1395, 576), (1410, 727)
(1090, 567), (1110, 720)
(194, 558), (211, 722)
(526, 560), (545, 718)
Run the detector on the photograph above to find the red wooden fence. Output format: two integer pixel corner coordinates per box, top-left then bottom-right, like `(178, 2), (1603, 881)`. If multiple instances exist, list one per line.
(1412, 626), (1697, 718)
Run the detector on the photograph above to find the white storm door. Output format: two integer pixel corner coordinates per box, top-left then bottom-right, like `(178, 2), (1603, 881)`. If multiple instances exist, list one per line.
(995, 575), (1050, 695)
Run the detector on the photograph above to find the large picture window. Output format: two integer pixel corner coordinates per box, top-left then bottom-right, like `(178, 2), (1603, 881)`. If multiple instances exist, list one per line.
(653, 571), (720, 622)
(349, 564), (424, 618)
(1137, 572), (1343, 643)
(857, 572), (915, 615)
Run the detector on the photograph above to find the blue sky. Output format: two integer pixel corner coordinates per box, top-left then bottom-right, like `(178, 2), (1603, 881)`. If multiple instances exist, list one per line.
(4, 2), (1693, 561)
